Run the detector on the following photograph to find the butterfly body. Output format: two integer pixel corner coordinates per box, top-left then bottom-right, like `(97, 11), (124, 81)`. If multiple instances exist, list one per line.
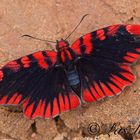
(56, 39), (80, 88)
(0, 24), (140, 119)
(66, 68), (80, 86)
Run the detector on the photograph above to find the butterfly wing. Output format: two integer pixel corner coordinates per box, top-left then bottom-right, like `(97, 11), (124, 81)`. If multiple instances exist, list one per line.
(0, 50), (80, 118)
(71, 25), (140, 102)
(76, 57), (134, 102)
(72, 25), (140, 64)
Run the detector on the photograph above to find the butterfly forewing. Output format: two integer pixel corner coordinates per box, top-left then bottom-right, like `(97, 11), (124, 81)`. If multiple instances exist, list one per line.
(71, 25), (140, 64)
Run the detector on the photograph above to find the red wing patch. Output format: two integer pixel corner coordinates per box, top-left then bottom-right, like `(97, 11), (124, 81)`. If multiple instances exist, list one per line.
(21, 56), (31, 68)
(123, 52), (139, 63)
(5, 61), (21, 72)
(82, 33), (93, 53)
(32, 51), (57, 69)
(0, 96), (8, 104)
(23, 100), (34, 118)
(107, 25), (120, 36)
(71, 33), (93, 56)
(0, 93), (22, 105)
(0, 70), (4, 81)
(71, 39), (81, 55)
(126, 25), (140, 35)
(96, 29), (106, 40)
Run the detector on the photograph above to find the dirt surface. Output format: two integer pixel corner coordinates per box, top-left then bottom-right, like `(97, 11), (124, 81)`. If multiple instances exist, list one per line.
(0, 0), (140, 140)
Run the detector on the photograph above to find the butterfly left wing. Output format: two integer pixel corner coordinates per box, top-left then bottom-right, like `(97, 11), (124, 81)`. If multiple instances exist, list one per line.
(71, 24), (140, 102)
(0, 50), (80, 118)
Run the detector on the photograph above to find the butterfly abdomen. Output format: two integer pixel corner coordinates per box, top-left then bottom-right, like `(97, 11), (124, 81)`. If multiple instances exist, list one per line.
(59, 48), (80, 86)
(66, 68), (80, 86)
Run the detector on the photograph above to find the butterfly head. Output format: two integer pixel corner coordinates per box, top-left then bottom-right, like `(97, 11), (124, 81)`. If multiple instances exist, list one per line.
(56, 39), (69, 51)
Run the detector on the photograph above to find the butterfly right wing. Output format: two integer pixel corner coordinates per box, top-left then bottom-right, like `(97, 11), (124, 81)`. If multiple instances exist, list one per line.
(0, 50), (80, 119)
(71, 25), (140, 102)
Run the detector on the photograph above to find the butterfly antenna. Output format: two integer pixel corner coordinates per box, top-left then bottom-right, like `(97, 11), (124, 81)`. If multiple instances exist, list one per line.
(21, 34), (56, 43)
(65, 14), (89, 40)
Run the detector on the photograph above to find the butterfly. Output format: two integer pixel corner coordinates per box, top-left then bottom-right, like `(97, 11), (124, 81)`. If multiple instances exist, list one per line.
(0, 24), (140, 119)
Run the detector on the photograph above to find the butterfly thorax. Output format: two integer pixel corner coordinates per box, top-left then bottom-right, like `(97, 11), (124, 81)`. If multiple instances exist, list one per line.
(56, 39), (75, 64)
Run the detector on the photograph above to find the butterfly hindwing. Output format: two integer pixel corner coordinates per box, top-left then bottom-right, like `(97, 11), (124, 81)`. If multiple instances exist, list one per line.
(0, 50), (80, 118)
(76, 57), (135, 102)
(72, 25), (140, 102)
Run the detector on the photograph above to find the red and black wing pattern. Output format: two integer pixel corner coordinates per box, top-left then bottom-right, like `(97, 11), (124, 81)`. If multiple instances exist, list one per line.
(72, 25), (140, 64)
(71, 25), (140, 102)
(0, 50), (80, 118)
(76, 57), (134, 102)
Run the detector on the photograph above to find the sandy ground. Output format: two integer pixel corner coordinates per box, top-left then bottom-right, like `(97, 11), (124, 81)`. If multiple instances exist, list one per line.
(0, 0), (140, 140)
